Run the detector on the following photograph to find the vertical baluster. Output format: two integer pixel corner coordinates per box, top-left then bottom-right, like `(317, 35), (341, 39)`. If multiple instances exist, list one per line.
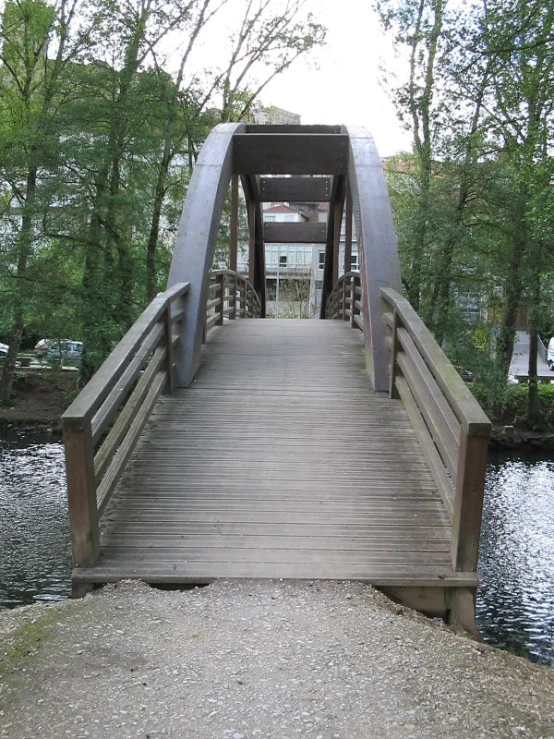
(229, 274), (236, 319)
(388, 307), (401, 399)
(216, 273), (225, 325)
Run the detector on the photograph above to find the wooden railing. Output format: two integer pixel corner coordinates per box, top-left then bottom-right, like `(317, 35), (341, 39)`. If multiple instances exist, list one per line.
(204, 269), (262, 335)
(328, 274), (491, 575)
(61, 283), (189, 569)
(63, 271), (261, 570)
(380, 288), (491, 574)
(325, 271), (363, 330)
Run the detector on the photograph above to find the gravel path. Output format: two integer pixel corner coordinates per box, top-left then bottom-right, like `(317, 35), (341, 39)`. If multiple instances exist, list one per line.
(1, 580), (554, 739)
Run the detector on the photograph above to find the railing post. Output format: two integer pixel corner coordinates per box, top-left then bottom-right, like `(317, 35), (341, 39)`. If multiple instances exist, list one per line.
(388, 309), (401, 399)
(350, 277), (358, 328)
(241, 281), (247, 317)
(451, 428), (490, 572)
(164, 301), (175, 393)
(63, 423), (100, 568)
(216, 273), (225, 325)
(229, 275), (236, 320)
(342, 276), (349, 320)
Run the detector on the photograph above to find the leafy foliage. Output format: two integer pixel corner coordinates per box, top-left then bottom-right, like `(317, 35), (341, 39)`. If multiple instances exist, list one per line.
(377, 0), (554, 426)
(0, 0), (325, 397)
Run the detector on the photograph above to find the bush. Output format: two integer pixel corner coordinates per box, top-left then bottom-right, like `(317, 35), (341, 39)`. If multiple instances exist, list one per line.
(472, 381), (554, 428)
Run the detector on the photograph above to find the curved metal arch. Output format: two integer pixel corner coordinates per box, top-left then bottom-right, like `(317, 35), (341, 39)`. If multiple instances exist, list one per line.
(167, 123), (246, 386)
(343, 126), (402, 392)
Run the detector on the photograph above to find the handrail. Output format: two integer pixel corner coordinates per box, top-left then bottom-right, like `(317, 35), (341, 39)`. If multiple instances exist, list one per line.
(326, 272), (363, 331)
(327, 274), (492, 576)
(63, 273), (260, 571)
(62, 282), (189, 568)
(204, 270), (261, 335)
(380, 287), (491, 574)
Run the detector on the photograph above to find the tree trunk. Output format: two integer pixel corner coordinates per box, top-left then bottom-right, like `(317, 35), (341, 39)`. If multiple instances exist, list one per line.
(496, 221), (525, 378)
(146, 140), (172, 301)
(0, 165), (38, 402)
(527, 329), (539, 424)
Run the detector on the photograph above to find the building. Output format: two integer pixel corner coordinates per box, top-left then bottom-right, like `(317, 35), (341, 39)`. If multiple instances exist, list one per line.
(251, 106), (301, 126)
(238, 200), (359, 318)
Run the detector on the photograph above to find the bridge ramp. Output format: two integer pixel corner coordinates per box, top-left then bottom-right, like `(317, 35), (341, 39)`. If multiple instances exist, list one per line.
(86, 320), (454, 584)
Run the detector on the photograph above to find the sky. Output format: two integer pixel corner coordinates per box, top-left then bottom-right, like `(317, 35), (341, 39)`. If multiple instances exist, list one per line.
(251, 0), (413, 156)
(180, 0), (413, 157)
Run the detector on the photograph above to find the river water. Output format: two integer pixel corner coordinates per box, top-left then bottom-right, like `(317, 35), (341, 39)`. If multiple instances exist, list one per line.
(1, 428), (553, 666)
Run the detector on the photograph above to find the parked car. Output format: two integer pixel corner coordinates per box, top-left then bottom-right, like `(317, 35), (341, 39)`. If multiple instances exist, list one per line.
(47, 339), (83, 362)
(34, 338), (54, 356)
(35, 338), (83, 362)
(0, 342), (8, 357)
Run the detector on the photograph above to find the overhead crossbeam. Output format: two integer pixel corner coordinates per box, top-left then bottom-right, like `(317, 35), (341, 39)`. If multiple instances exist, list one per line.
(245, 124), (342, 134)
(259, 176), (332, 202)
(263, 222), (327, 244)
(233, 134), (349, 175)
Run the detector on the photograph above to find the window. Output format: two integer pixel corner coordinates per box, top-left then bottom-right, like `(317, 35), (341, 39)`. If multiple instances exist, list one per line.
(264, 214), (277, 222)
(351, 253), (358, 270)
(318, 252), (325, 269)
(279, 255), (288, 267)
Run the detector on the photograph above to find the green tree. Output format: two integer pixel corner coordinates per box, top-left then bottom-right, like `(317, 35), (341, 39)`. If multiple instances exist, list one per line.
(0, 0), (89, 401)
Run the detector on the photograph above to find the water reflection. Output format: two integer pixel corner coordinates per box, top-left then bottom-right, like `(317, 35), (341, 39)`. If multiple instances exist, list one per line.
(0, 427), (71, 608)
(1, 430), (554, 667)
(477, 450), (554, 666)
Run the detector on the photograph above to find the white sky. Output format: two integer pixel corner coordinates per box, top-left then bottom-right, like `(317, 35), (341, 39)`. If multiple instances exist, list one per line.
(178, 0), (413, 157)
(259, 0), (413, 156)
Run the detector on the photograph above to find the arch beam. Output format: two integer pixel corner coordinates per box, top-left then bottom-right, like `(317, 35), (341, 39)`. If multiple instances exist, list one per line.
(345, 127), (402, 391)
(168, 123), (245, 386)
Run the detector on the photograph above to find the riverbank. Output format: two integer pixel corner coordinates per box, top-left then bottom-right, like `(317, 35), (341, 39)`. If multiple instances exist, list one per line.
(490, 424), (554, 449)
(1, 580), (553, 739)
(0, 370), (77, 427)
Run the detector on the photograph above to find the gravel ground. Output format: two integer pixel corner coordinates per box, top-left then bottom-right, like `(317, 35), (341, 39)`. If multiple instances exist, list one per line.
(1, 580), (554, 739)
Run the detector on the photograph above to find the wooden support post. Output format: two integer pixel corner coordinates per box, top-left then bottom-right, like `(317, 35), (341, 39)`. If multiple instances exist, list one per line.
(230, 174), (238, 272)
(332, 200), (341, 288)
(248, 202), (256, 287)
(63, 424), (100, 568)
(71, 582), (96, 599)
(229, 275), (236, 320)
(388, 309), (401, 399)
(164, 303), (175, 393)
(447, 588), (480, 638)
(344, 181), (352, 273)
(216, 273), (225, 325)
(451, 430), (490, 572)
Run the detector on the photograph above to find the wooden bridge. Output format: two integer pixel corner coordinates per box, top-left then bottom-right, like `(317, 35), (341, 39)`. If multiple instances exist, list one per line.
(62, 124), (491, 633)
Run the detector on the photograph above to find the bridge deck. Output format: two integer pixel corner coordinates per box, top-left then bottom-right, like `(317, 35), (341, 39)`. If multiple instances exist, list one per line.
(75, 320), (461, 587)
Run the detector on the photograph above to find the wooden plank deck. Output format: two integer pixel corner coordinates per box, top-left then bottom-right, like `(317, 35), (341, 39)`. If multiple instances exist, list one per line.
(75, 319), (462, 587)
